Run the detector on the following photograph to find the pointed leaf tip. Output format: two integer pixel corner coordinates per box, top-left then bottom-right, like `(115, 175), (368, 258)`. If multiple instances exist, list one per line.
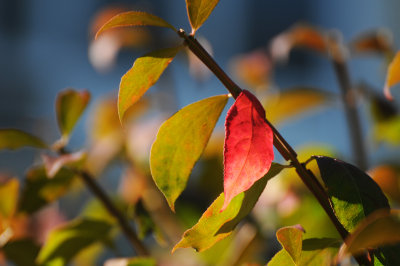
(222, 90), (274, 211)
(95, 11), (176, 39)
(150, 95), (228, 211)
(186, 0), (220, 34)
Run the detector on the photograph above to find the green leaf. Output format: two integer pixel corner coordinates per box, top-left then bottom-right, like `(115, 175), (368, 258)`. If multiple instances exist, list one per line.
(105, 257), (156, 266)
(315, 156), (390, 232)
(56, 89), (90, 141)
(150, 94), (228, 210)
(2, 238), (41, 266)
(338, 210), (400, 263)
(37, 218), (112, 265)
(119, 46), (181, 122)
(268, 249), (295, 266)
(19, 166), (76, 214)
(276, 226), (304, 264)
(0, 178), (19, 220)
(95, 11), (176, 39)
(0, 129), (47, 150)
(186, 0), (220, 34)
(300, 238), (341, 265)
(173, 163), (284, 252)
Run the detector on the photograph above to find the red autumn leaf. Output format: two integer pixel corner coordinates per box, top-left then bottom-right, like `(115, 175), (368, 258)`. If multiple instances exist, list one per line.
(222, 90), (274, 211)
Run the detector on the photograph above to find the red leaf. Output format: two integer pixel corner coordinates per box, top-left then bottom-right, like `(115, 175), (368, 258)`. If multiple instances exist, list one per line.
(222, 90), (274, 211)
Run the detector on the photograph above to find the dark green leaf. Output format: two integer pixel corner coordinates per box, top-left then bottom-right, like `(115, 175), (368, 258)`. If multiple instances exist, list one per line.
(2, 238), (41, 266)
(150, 94), (228, 210)
(96, 11), (176, 39)
(0, 129), (47, 150)
(186, 0), (220, 33)
(36, 218), (112, 265)
(315, 156), (390, 232)
(173, 163), (284, 252)
(118, 46), (181, 122)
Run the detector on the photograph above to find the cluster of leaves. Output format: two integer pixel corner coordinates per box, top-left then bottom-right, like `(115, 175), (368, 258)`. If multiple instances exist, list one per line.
(2, 0), (400, 265)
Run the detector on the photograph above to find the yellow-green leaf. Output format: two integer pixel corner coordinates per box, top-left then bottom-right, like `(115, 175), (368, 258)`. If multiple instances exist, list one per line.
(173, 163), (284, 252)
(276, 226), (304, 264)
(56, 89), (90, 140)
(186, 0), (220, 34)
(0, 129), (47, 150)
(0, 178), (19, 220)
(105, 257), (156, 266)
(150, 95), (228, 211)
(384, 51), (400, 100)
(338, 210), (400, 260)
(119, 46), (181, 122)
(96, 11), (176, 39)
(37, 218), (112, 265)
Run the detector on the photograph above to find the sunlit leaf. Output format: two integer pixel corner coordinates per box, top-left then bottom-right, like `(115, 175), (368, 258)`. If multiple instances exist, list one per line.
(268, 249), (294, 265)
(223, 90), (274, 210)
(105, 257), (156, 266)
(0, 129), (47, 150)
(384, 51), (400, 100)
(315, 156), (390, 232)
(55, 89), (90, 145)
(19, 167), (76, 214)
(2, 238), (40, 266)
(264, 88), (332, 125)
(186, 0), (220, 34)
(338, 210), (400, 261)
(0, 179), (19, 221)
(150, 95), (228, 210)
(96, 11), (176, 39)
(276, 226), (304, 264)
(37, 218), (112, 265)
(118, 46), (181, 122)
(173, 163), (284, 252)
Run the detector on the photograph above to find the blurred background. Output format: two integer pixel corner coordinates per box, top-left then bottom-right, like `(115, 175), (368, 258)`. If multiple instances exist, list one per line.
(2, 0), (400, 264)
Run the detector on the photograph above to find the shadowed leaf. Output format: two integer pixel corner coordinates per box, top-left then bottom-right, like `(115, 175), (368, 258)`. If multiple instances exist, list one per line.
(223, 90), (274, 210)
(315, 156), (390, 233)
(186, 0), (220, 34)
(173, 163), (284, 252)
(384, 51), (400, 100)
(118, 46), (181, 122)
(150, 95), (228, 211)
(2, 238), (41, 266)
(0, 129), (47, 150)
(96, 11), (176, 39)
(37, 218), (112, 265)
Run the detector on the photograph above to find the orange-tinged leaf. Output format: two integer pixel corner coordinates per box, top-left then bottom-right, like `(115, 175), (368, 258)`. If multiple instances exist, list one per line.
(118, 46), (181, 122)
(95, 11), (176, 39)
(384, 51), (400, 100)
(350, 29), (393, 55)
(150, 95), (228, 211)
(222, 90), (274, 210)
(290, 25), (327, 53)
(0, 129), (47, 150)
(173, 163), (284, 252)
(276, 225), (304, 264)
(186, 0), (220, 34)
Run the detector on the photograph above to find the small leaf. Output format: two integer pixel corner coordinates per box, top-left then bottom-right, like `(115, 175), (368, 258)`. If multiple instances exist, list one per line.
(186, 0), (220, 34)
(95, 11), (176, 39)
(173, 163), (284, 252)
(118, 46), (181, 122)
(56, 89), (90, 142)
(315, 156), (390, 232)
(276, 226), (304, 264)
(223, 90), (274, 210)
(19, 167), (76, 214)
(0, 129), (47, 150)
(350, 29), (393, 55)
(384, 51), (400, 100)
(150, 95), (228, 210)
(42, 150), (86, 178)
(37, 218), (112, 265)
(338, 210), (400, 260)
(0, 178), (19, 221)
(2, 238), (41, 266)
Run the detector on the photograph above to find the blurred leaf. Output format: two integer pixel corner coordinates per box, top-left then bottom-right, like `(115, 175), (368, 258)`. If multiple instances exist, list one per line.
(384, 50), (400, 100)
(0, 129), (47, 150)
(173, 163), (284, 252)
(19, 167), (76, 214)
(338, 210), (400, 261)
(315, 156), (390, 232)
(96, 11), (176, 39)
(186, 0), (220, 34)
(373, 116), (400, 145)
(37, 218), (112, 265)
(42, 151), (86, 178)
(350, 29), (393, 55)
(370, 93), (397, 122)
(264, 88), (332, 125)
(223, 90), (274, 211)
(150, 94), (228, 211)
(55, 89), (90, 146)
(118, 46), (181, 122)
(2, 238), (40, 266)
(133, 200), (165, 245)
(276, 226), (304, 264)
(0, 178), (19, 221)
(105, 257), (156, 266)
(369, 165), (400, 202)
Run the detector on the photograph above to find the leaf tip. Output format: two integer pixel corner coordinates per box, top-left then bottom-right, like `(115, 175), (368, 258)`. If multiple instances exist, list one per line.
(384, 83), (394, 101)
